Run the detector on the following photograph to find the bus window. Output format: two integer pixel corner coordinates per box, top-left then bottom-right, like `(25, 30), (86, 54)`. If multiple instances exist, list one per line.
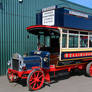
(89, 36), (92, 47)
(69, 34), (78, 48)
(40, 35), (44, 47)
(62, 34), (67, 48)
(80, 36), (88, 47)
(45, 36), (50, 47)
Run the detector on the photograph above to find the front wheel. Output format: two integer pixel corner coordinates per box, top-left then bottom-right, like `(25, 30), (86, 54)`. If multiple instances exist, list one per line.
(27, 69), (44, 91)
(86, 62), (92, 77)
(7, 71), (18, 83)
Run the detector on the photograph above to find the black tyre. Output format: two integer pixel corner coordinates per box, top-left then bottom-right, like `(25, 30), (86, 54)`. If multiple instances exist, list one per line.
(86, 62), (92, 77)
(27, 69), (44, 91)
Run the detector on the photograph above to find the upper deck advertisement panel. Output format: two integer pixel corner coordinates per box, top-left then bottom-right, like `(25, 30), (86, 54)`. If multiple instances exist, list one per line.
(36, 6), (92, 31)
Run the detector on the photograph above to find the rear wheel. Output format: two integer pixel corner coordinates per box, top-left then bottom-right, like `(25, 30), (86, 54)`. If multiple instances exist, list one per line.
(86, 62), (92, 77)
(27, 69), (44, 91)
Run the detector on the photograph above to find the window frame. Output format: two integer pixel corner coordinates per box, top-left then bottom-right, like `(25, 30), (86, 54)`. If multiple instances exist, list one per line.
(89, 33), (92, 48)
(69, 33), (79, 48)
(61, 28), (91, 49)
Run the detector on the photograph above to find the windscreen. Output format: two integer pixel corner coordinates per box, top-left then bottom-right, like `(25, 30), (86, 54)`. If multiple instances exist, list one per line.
(38, 30), (60, 53)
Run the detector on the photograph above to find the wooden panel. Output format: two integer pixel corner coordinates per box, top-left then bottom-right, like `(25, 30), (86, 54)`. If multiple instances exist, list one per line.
(50, 54), (59, 65)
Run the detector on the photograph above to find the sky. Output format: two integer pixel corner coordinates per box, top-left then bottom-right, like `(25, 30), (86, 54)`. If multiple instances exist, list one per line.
(68, 0), (92, 9)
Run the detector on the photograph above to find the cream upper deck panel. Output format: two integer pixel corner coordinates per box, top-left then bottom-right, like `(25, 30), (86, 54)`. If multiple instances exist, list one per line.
(58, 27), (92, 52)
(58, 27), (92, 61)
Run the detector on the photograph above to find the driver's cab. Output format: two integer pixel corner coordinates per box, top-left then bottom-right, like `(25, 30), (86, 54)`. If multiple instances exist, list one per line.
(27, 25), (60, 66)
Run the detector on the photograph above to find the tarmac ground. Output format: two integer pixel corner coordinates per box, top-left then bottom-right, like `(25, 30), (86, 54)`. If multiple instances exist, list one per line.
(0, 70), (92, 92)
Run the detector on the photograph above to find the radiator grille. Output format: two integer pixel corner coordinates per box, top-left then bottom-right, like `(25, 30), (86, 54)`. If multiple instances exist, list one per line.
(12, 59), (19, 70)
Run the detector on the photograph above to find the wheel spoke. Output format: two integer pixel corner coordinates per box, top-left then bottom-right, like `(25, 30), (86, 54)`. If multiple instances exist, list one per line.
(33, 73), (36, 78)
(38, 75), (43, 79)
(9, 73), (13, 81)
(37, 83), (39, 87)
(12, 74), (15, 81)
(30, 80), (35, 85)
(39, 78), (43, 82)
(9, 74), (11, 79)
(11, 76), (13, 81)
(33, 82), (36, 89)
(37, 72), (39, 78)
(10, 76), (12, 80)
(29, 77), (33, 82)
(29, 79), (33, 82)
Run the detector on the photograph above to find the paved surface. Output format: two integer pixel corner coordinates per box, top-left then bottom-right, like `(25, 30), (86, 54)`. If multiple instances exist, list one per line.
(0, 73), (92, 92)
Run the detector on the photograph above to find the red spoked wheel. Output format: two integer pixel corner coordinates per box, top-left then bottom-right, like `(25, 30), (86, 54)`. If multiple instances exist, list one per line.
(86, 62), (92, 77)
(7, 71), (17, 83)
(27, 69), (44, 91)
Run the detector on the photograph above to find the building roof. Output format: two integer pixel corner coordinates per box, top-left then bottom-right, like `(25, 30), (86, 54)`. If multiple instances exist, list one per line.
(58, 0), (92, 15)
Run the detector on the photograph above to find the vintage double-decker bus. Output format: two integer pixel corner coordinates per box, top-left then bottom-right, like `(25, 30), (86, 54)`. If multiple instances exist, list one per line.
(7, 25), (92, 91)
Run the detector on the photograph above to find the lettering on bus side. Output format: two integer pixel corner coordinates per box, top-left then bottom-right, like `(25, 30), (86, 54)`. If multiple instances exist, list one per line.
(62, 51), (92, 59)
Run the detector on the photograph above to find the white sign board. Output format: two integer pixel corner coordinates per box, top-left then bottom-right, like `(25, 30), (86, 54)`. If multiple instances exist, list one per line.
(69, 11), (88, 18)
(42, 7), (55, 26)
(42, 6), (56, 12)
